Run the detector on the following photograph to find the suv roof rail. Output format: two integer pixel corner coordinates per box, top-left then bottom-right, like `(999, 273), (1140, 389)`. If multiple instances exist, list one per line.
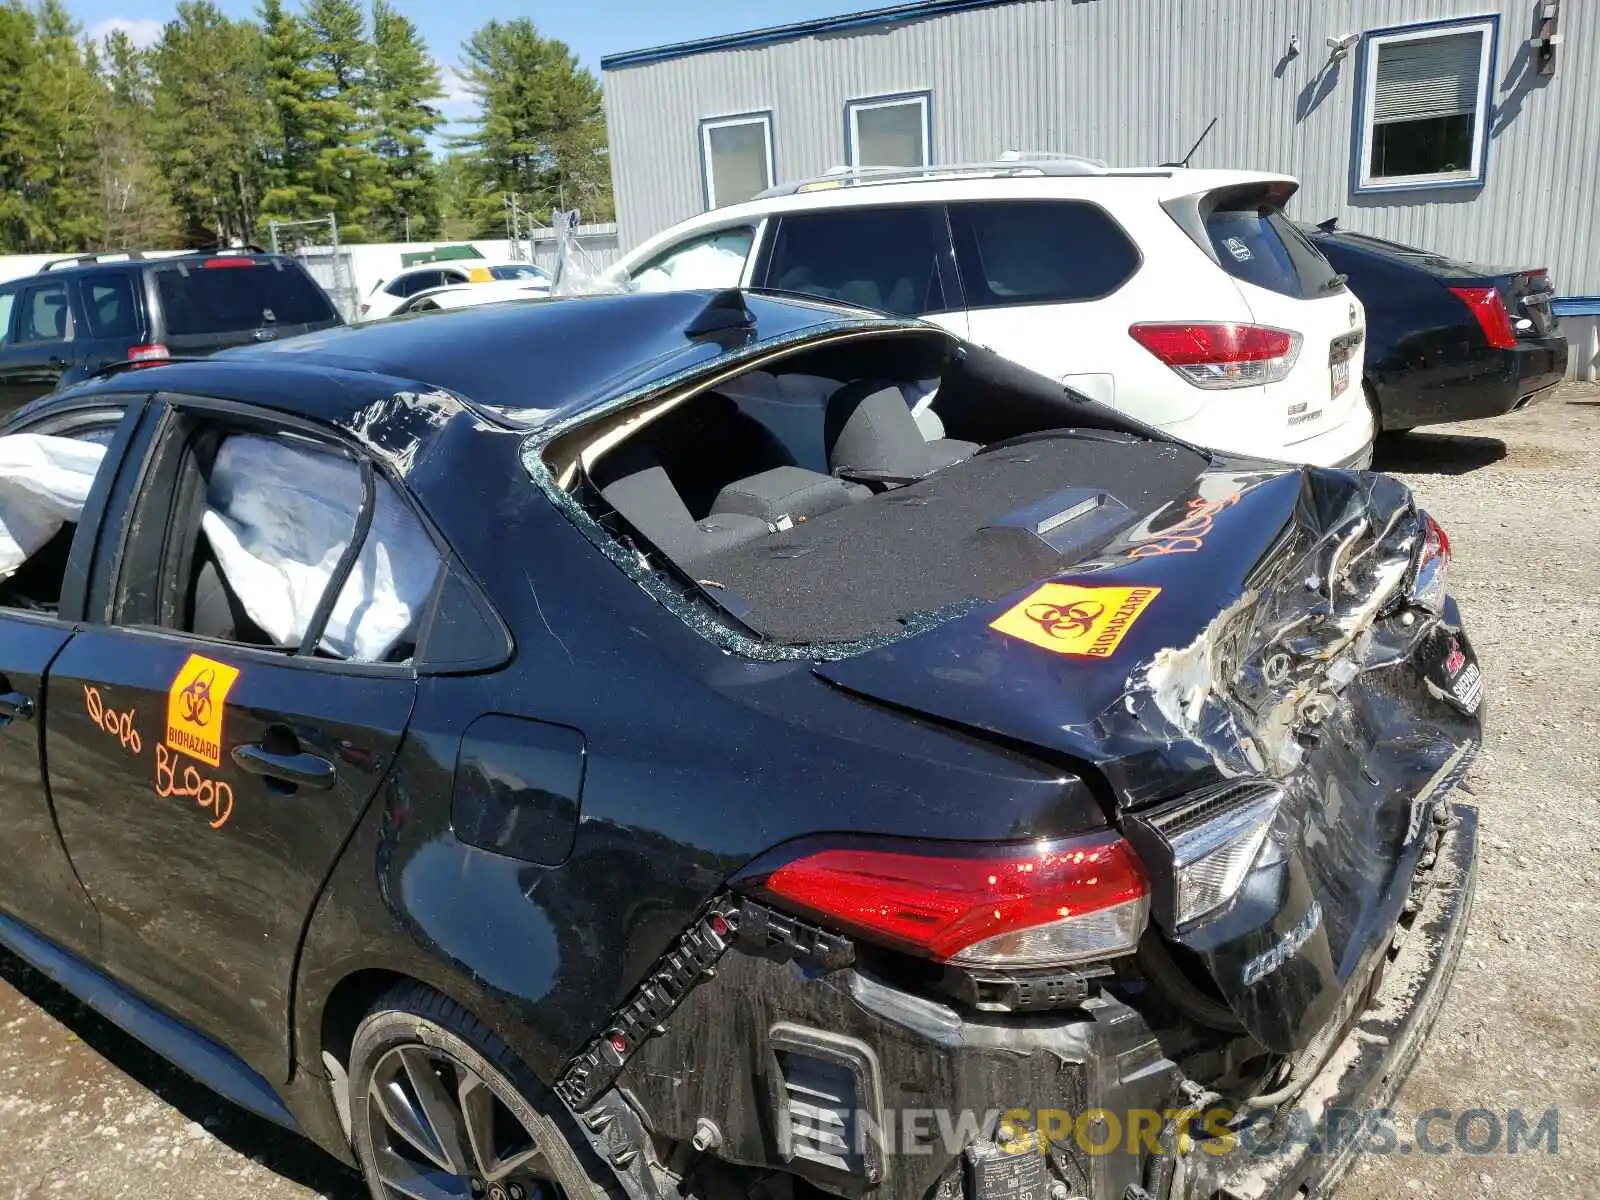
(755, 155), (1110, 199)
(41, 250), (151, 272)
(40, 244), (274, 273)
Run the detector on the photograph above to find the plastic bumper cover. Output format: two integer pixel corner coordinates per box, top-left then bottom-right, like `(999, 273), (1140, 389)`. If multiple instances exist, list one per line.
(1175, 803), (1479, 1200)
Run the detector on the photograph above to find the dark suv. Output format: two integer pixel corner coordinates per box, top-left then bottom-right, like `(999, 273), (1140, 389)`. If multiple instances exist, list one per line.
(0, 249), (343, 415)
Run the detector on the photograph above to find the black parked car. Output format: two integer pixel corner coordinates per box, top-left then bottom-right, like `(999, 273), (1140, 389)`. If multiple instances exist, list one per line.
(1306, 221), (1567, 432)
(0, 248), (343, 415)
(0, 292), (1479, 1200)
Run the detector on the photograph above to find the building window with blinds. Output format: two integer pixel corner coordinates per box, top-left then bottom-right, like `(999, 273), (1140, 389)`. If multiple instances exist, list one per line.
(700, 113), (775, 210)
(846, 93), (932, 169)
(1357, 19), (1496, 190)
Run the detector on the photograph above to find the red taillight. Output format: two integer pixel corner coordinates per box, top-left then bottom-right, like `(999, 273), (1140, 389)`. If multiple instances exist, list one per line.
(127, 343), (169, 364)
(764, 835), (1149, 968)
(1422, 512), (1451, 567)
(1411, 511), (1451, 611)
(1128, 322), (1302, 389)
(1448, 286), (1518, 350)
(203, 256), (255, 268)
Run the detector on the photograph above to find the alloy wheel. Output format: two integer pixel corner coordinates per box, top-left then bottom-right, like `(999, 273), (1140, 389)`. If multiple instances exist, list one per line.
(366, 1043), (561, 1200)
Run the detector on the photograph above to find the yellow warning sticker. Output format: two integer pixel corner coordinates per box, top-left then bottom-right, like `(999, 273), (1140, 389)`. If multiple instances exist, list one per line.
(165, 654), (240, 768)
(990, 583), (1162, 658)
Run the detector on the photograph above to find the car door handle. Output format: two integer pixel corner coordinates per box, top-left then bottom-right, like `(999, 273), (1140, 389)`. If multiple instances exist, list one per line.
(47, 356), (67, 369)
(231, 744), (337, 790)
(0, 692), (35, 722)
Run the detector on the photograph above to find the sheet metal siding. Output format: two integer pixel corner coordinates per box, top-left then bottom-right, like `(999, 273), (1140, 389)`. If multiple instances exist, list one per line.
(605, 0), (1598, 295)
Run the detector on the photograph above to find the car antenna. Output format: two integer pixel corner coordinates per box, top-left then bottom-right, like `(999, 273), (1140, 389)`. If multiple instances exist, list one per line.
(684, 289), (756, 340)
(1160, 116), (1219, 168)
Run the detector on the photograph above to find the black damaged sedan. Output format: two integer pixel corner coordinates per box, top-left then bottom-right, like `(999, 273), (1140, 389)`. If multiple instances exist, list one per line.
(0, 291), (1480, 1200)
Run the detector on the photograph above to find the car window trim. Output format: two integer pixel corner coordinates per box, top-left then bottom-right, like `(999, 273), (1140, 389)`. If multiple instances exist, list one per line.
(757, 203), (966, 319)
(97, 391), (471, 673)
(0, 281), (21, 346)
(0, 396), (151, 626)
(947, 198), (1144, 309)
(13, 279), (77, 345)
(629, 224), (759, 286)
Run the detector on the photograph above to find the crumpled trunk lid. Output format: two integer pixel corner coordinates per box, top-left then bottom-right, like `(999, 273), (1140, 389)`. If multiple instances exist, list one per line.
(816, 462), (1482, 1053)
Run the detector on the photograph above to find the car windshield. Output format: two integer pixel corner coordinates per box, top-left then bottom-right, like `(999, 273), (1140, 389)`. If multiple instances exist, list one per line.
(155, 262), (338, 334)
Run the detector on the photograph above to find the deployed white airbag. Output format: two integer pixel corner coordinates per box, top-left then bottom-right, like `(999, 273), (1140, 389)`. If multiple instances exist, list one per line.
(0, 434), (108, 579)
(202, 436), (438, 661)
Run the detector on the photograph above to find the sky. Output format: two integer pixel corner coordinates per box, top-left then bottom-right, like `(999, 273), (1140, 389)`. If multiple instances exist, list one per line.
(74, 0), (875, 127)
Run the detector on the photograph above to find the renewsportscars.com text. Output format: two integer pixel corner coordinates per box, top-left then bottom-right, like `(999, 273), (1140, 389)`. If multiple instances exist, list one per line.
(793, 1106), (1561, 1159)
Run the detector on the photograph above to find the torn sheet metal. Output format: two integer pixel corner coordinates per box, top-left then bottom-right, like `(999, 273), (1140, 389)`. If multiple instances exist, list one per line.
(815, 462), (1481, 1056)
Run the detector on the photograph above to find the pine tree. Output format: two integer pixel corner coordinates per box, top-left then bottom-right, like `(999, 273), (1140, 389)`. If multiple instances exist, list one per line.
(259, 0), (320, 224)
(457, 18), (613, 229)
(152, 1), (272, 245)
(301, 0), (388, 240)
(92, 29), (180, 248)
(0, 3), (46, 252)
(29, 0), (105, 249)
(370, 0), (441, 240)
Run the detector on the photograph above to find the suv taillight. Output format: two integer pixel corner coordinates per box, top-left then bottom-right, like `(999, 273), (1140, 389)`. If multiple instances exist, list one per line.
(761, 835), (1149, 968)
(127, 344), (170, 363)
(1128, 322), (1302, 389)
(1447, 286), (1518, 349)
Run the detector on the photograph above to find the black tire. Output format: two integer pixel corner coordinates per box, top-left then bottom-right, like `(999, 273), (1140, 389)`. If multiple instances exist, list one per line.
(348, 982), (611, 1200)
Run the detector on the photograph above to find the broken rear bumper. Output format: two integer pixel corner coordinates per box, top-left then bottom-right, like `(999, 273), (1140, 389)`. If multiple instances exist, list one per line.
(565, 807), (1477, 1200)
(1176, 802), (1479, 1200)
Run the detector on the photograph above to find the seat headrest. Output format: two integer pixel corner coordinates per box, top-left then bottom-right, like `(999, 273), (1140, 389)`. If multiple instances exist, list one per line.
(824, 381), (939, 480)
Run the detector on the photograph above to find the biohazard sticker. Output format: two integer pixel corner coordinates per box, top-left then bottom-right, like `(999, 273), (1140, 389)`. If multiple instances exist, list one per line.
(165, 654), (240, 767)
(990, 583), (1161, 658)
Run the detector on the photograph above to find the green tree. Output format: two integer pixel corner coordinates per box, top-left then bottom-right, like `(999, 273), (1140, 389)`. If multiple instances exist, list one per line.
(0, 3), (46, 251)
(457, 18), (612, 228)
(370, 0), (442, 239)
(434, 151), (493, 238)
(92, 28), (180, 247)
(152, 1), (272, 245)
(27, 0), (104, 249)
(300, 0), (388, 240)
(258, 0), (320, 223)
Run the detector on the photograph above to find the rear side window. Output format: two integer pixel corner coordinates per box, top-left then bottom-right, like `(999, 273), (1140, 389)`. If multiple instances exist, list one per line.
(764, 206), (950, 316)
(155, 262), (337, 335)
(0, 289), (15, 346)
(82, 274), (142, 339)
(1206, 207), (1344, 300)
(950, 200), (1141, 307)
(15, 280), (74, 344)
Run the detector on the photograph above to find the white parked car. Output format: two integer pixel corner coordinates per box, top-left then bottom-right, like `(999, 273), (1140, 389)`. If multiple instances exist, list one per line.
(360, 261), (551, 321)
(606, 161), (1372, 467)
(393, 279), (555, 315)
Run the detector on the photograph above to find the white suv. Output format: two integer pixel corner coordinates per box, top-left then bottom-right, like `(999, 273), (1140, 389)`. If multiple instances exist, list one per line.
(607, 161), (1372, 467)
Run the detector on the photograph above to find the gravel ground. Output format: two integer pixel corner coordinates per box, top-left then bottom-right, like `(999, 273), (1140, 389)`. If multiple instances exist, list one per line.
(0, 385), (1595, 1199)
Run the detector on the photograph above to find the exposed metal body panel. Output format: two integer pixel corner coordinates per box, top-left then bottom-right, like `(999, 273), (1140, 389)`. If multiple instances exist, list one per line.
(604, 0), (1598, 297)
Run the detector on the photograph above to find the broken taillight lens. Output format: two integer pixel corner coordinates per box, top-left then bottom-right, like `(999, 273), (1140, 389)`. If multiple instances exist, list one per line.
(1127, 782), (1284, 931)
(1411, 511), (1451, 612)
(1448, 285), (1519, 349)
(1128, 322), (1302, 389)
(762, 835), (1149, 968)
